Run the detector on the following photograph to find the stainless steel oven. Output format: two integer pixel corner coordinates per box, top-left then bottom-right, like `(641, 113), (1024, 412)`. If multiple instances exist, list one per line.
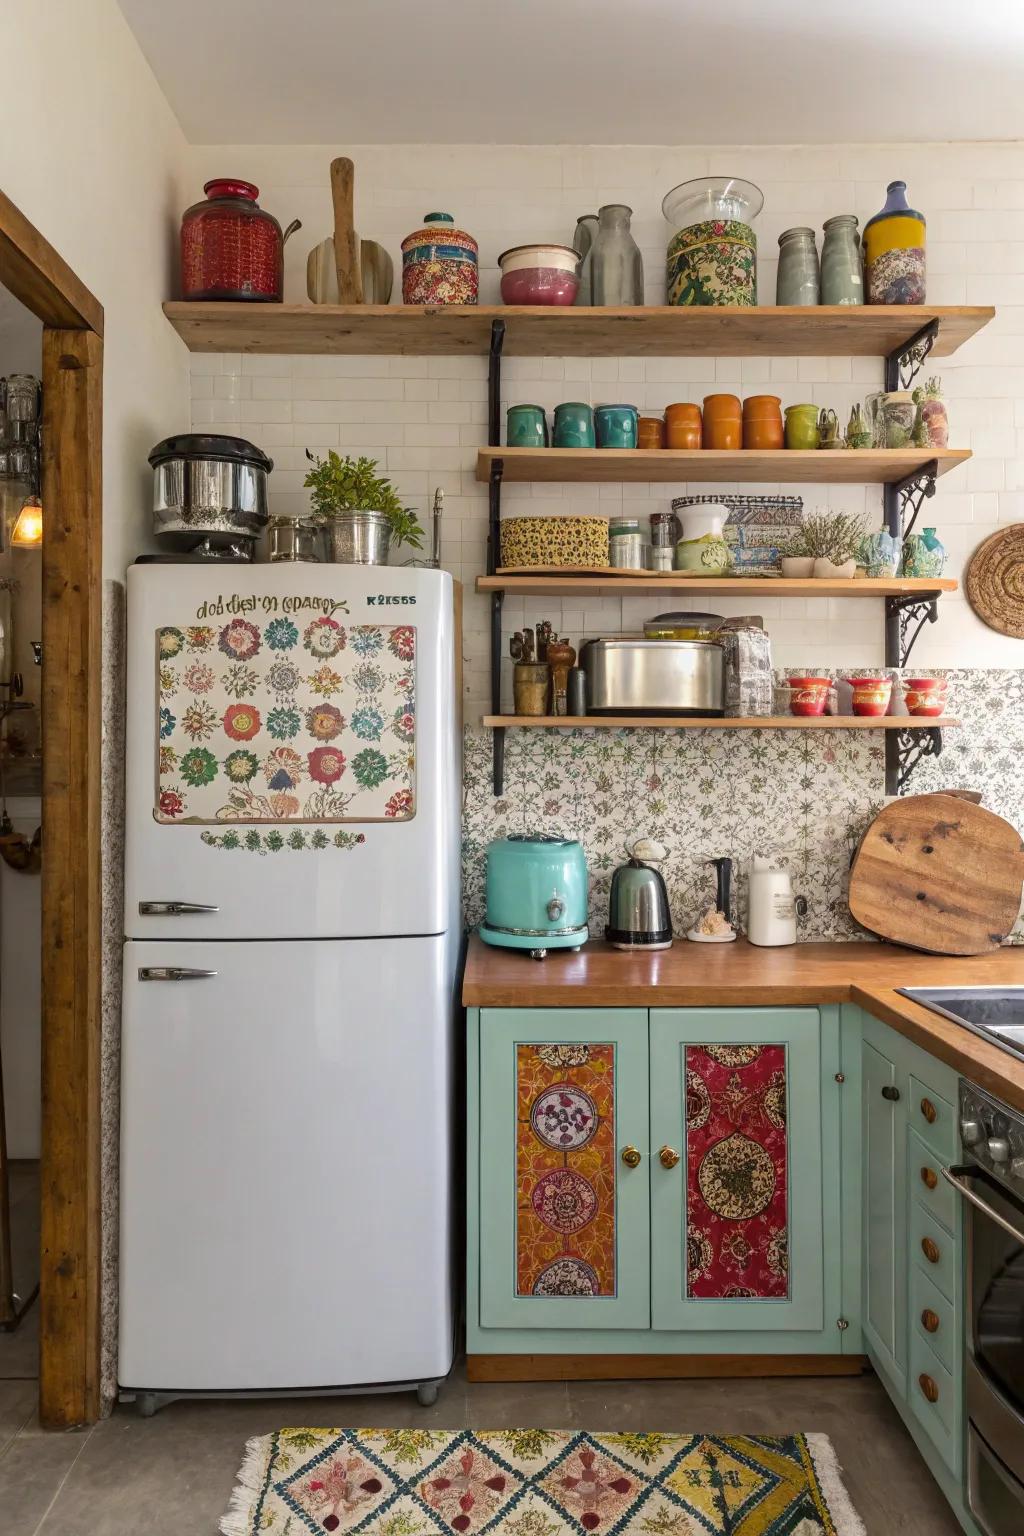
(944, 1081), (1024, 1536)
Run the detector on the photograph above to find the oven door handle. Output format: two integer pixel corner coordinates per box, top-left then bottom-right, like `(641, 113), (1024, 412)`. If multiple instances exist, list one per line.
(943, 1164), (1024, 1245)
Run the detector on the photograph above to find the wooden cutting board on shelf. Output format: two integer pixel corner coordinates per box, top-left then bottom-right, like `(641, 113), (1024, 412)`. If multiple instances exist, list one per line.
(849, 793), (1024, 954)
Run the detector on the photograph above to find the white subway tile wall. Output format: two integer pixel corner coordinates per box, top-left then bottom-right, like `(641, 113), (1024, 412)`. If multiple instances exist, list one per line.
(186, 142), (1024, 711)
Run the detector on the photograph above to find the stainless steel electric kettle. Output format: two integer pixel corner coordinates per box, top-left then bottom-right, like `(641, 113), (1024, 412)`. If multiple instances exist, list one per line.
(606, 837), (673, 951)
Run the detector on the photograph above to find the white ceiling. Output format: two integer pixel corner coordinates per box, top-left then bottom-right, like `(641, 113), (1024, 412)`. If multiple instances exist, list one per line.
(119, 0), (1024, 145)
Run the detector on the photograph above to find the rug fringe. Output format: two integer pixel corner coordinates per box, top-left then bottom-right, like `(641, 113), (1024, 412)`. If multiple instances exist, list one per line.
(805, 1432), (868, 1536)
(219, 1433), (273, 1536)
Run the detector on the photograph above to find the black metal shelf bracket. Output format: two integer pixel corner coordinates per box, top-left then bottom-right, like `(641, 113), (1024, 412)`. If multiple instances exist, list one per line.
(885, 318), (940, 393)
(891, 725), (943, 795)
(486, 319), (507, 794)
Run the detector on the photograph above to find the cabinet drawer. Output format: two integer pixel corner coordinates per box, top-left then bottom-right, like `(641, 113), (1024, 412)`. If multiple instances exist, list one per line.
(909, 1128), (955, 1233)
(911, 1200), (955, 1303)
(910, 1328), (958, 1473)
(911, 1264), (955, 1375)
(909, 1076), (955, 1161)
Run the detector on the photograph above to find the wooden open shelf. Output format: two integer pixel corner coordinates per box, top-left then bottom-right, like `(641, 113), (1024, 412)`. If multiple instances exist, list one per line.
(163, 302), (993, 358)
(484, 715), (958, 730)
(479, 573), (958, 598)
(477, 446), (970, 484)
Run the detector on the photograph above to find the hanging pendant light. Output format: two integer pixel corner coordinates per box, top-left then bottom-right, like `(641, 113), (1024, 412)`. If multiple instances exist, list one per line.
(10, 495), (42, 548)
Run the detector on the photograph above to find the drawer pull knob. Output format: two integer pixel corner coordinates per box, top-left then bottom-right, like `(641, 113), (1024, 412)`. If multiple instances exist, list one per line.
(919, 1373), (939, 1404)
(921, 1097), (938, 1124)
(921, 1309), (941, 1334)
(921, 1166), (938, 1190)
(659, 1146), (681, 1169)
(621, 1145), (642, 1168)
(921, 1236), (941, 1264)
(881, 1084), (901, 1101)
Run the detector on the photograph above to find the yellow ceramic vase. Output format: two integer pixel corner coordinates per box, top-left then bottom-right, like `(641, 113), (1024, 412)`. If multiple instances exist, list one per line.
(863, 181), (926, 305)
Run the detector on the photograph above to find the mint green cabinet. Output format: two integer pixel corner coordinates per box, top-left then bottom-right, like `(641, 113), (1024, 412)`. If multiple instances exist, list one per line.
(478, 1008), (650, 1330)
(859, 1009), (966, 1492)
(861, 1036), (906, 1387)
(650, 1008), (837, 1334)
(468, 1003), (855, 1359)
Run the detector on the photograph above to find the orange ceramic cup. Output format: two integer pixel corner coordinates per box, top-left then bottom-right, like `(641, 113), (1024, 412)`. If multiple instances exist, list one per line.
(849, 675), (893, 717)
(637, 415), (666, 450)
(702, 393), (742, 450)
(903, 676), (948, 717)
(664, 401), (702, 449)
(742, 393), (784, 449)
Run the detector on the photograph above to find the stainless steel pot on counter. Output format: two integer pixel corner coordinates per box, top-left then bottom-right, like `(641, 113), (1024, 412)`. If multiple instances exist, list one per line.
(579, 636), (724, 715)
(149, 434), (272, 553)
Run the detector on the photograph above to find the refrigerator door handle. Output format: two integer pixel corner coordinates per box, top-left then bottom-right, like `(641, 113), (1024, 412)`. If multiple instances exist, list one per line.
(139, 901), (220, 916)
(138, 967), (219, 982)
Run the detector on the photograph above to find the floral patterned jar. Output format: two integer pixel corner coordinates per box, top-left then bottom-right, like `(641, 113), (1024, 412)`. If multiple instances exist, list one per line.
(864, 181), (926, 305)
(663, 177), (763, 307)
(401, 212), (478, 305)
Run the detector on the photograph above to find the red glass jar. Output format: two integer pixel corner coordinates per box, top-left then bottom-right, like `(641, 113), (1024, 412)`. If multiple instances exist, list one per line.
(180, 180), (300, 302)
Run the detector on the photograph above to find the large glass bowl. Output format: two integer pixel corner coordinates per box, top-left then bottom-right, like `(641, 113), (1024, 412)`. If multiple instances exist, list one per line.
(662, 177), (764, 230)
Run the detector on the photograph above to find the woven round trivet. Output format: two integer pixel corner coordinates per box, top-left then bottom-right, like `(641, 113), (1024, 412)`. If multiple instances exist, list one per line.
(965, 524), (1024, 638)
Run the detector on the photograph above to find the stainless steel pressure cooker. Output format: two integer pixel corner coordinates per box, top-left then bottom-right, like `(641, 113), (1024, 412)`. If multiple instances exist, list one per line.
(579, 636), (724, 715)
(149, 433), (273, 553)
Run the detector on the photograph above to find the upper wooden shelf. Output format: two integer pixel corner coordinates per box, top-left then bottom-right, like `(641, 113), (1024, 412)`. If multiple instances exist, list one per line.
(477, 573), (958, 598)
(483, 715), (958, 730)
(477, 446), (969, 484)
(162, 302), (994, 358)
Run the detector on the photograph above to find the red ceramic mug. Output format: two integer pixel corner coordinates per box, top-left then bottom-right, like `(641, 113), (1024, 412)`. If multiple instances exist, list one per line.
(849, 675), (893, 717)
(904, 676), (947, 717)
(787, 676), (831, 717)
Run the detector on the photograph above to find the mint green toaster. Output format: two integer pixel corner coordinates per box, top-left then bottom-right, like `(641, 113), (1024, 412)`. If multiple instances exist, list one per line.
(479, 834), (589, 959)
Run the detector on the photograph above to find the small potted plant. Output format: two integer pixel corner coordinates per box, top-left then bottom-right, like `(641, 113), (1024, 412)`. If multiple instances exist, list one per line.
(782, 510), (865, 579)
(304, 451), (424, 564)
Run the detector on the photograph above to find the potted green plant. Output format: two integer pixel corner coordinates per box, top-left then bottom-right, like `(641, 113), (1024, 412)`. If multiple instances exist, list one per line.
(304, 451), (424, 564)
(781, 510), (866, 579)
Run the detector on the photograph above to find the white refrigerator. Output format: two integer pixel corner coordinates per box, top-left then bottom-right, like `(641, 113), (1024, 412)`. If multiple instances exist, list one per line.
(118, 563), (460, 1408)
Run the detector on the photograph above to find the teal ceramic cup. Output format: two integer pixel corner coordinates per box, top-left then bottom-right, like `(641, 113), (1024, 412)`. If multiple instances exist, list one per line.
(553, 401), (596, 448)
(595, 404), (638, 449)
(507, 404), (548, 448)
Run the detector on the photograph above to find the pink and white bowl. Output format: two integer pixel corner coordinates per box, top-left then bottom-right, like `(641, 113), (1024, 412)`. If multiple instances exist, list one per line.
(498, 243), (581, 306)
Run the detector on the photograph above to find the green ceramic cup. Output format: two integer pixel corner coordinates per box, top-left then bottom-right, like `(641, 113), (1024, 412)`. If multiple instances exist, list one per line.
(784, 403), (820, 450)
(507, 404), (548, 448)
(553, 401), (596, 448)
(595, 404), (638, 449)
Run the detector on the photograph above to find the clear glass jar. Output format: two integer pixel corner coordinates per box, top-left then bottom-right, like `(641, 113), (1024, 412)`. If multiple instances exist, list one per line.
(591, 205), (644, 306)
(776, 228), (820, 306)
(820, 215), (863, 306)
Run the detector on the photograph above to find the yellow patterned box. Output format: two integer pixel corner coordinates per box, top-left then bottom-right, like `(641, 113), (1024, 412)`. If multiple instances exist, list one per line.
(500, 514), (610, 570)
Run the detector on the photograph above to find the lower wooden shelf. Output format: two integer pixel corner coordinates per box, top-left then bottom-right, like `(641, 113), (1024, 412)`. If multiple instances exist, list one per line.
(483, 715), (957, 730)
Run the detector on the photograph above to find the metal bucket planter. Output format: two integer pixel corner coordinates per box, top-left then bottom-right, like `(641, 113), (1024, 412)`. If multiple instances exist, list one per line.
(325, 511), (391, 565)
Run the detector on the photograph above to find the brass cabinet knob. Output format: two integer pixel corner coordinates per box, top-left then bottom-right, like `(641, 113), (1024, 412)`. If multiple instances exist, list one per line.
(919, 1373), (939, 1404)
(659, 1146), (681, 1169)
(921, 1097), (938, 1124)
(921, 1236), (941, 1264)
(921, 1308), (941, 1334)
(921, 1165), (938, 1190)
(620, 1145), (642, 1168)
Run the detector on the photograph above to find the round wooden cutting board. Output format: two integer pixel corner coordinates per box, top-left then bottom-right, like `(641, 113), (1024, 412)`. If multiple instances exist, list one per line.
(849, 793), (1024, 954)
(966, 524), (1024, 637)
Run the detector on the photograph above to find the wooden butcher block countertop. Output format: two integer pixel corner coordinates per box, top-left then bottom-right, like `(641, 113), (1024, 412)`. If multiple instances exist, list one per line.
(463, 934), (1024, 1111)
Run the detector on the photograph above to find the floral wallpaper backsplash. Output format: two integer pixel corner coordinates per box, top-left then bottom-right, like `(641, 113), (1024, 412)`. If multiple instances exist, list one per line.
(462, 668), (1024, 943)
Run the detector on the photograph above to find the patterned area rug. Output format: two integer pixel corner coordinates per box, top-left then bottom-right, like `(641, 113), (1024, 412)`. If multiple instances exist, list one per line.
(221, 1428), (867, 1535)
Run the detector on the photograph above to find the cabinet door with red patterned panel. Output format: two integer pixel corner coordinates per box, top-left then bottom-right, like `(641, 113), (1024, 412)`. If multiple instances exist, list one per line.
(478, 1009), (650, 1330)
(650, 1008), (833, 1334)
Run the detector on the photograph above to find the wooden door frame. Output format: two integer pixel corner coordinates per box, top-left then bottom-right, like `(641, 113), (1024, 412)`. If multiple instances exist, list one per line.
(0, 189), (104, 1427)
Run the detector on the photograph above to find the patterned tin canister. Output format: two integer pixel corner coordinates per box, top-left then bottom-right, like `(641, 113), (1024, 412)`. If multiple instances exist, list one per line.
(500, 514), (609, 570)
(667, 220), (758, 306)
(401, 212), (478, 305)
(864, 181), (926, 305)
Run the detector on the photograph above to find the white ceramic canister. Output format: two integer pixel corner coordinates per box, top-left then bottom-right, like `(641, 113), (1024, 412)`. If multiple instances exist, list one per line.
(747, 856), (805, 947)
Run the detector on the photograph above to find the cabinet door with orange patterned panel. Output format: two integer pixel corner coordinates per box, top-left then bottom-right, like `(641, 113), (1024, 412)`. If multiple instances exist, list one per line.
(478, 1009), (650, 1330)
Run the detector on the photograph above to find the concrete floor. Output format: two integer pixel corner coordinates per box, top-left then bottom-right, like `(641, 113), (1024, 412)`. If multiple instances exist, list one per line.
(0, 1328), (964, 1536)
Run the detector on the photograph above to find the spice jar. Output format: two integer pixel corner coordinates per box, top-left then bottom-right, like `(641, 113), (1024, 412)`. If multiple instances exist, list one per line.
(664, 402), (702, 449)
(609, 518), (647, 569)
(180, 180), (301, 302)
(702, 394), (742, 450)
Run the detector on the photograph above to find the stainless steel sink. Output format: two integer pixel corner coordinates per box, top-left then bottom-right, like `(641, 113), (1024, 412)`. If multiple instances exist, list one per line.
(899, 987), (1024, 1062)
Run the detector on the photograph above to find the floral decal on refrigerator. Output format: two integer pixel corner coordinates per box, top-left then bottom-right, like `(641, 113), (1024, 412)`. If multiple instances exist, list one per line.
(154, 605), (416, 839)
